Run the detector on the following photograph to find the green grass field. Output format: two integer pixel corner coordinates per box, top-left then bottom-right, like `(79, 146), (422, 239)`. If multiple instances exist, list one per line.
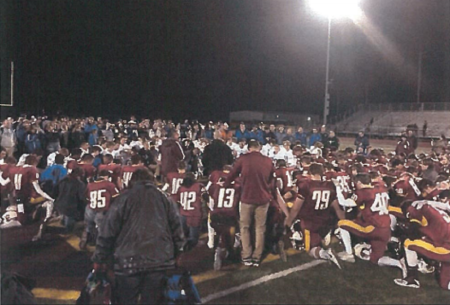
(197, 247), (450, 304)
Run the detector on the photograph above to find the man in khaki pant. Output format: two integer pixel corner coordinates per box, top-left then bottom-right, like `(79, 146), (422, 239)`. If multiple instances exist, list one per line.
(225, 139), (275, 267)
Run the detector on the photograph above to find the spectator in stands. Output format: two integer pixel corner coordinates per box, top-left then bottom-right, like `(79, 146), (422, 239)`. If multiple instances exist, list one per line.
(275, 125), (286, 145)
(0, 118), (17, 157)
(24, 126), (42, 154)
(263, 126), (276, 144)
(354, 131), (369, 154)
(320, 125), (329, 144)
(235, 122), (251, 143)
(282, 127), (296, 144)
(45, 124), (61, 154)
(251, 125), (265, 144)
(295, 126), (307, 147)
(309, 128), (322, 148)
(324, 130), (339, 151)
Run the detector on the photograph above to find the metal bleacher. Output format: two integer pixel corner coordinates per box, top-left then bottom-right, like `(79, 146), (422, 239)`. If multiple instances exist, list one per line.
(335, 103), (450, 138)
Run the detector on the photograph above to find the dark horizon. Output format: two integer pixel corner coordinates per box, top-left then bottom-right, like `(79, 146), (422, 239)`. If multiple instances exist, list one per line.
(1, 0), (450, 122)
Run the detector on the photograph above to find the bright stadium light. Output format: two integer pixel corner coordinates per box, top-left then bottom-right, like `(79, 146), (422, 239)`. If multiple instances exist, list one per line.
(308, 0), (363, 125)
(308, 0), (362, 21)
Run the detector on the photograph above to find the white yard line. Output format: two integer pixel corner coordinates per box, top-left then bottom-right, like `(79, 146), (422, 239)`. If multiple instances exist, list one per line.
(201, 259), (326, 304)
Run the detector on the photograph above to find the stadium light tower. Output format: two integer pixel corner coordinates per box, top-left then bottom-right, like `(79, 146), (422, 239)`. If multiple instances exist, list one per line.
(308, 0), (362, 125)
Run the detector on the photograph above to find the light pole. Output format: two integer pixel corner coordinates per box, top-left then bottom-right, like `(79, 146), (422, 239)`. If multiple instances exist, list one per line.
(323, 17), (331, 125)
(308, 0), (363, 125)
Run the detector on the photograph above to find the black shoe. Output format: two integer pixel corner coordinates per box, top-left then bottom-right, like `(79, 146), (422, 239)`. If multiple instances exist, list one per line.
(252, 259), (261, 267)
(241, 258), (253, 266)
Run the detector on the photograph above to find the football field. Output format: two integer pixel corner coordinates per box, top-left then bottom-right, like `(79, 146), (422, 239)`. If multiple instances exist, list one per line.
(2, 137), (446, 304)
(4, 225), (448, 304)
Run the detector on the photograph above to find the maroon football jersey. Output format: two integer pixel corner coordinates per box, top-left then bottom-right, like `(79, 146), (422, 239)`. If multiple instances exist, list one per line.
(210, 182), (241, 219)
(326, 171), (352, 197)
(66, 159), (78, 172)
(78, 163), (96, 182)
(98, 163), (122, 187)
(371, 164), (388, 176)
(165, 172), (185, 196)
(423, 189), (442, 201)
(407, 203), (450, 247)
(393, 174), (421, 201)
(9, 165), (39, 199)
(85, 179), (119, 212)
(176, 182), (205, 219)
(275, 167), (294, 195)
(297, 179), (337, 225)
(207, 170), (228, 199)
(353, 185), (391, 228)
(121, 165), (146, 188)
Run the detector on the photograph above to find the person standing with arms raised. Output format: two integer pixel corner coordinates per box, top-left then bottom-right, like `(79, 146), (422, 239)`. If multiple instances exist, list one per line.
(224, 139), (275, 267)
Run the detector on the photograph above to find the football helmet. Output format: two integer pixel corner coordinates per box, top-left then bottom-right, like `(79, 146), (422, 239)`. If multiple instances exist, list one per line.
(0, 206), (22, 229)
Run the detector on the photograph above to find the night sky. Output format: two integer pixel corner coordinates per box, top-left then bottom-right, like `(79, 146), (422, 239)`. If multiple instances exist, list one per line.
(2, 0), (450, 121)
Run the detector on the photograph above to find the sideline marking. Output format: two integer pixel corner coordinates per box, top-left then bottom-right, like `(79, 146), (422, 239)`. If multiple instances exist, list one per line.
(201, 259), (326, 304)
(192, 248), (301, 284)
(32, 288), (80, 300)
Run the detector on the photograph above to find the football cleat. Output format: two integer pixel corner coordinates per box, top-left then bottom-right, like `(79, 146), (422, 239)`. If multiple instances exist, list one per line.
(337, 251), (356, 263)
(251, 259), (261, 267)
(394, 278), (420, 289)
(326, 249), (342, 269)
(417, 259), (435, 274)
(241, 258), (253, 266)
(354, 243), (371, 261)
(278, 240), (287, 262)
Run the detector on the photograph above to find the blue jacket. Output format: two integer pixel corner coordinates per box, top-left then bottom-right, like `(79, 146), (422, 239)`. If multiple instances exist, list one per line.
(40, 164), (68, 186)
(235, 129), (251, 142)
(309, 133), (322, 147)
(295, 132), (308, 147)
(25, 133), (41, 153)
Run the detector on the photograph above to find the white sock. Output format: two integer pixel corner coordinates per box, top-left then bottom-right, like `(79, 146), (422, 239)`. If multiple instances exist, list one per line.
(207, 216), (215, 248)
(378, 256), (401, 269)
(42, 200), (54, 220)
(405, 247), (418, 267)
(389, 214), (397, 231)
(340, 228), (353, 254)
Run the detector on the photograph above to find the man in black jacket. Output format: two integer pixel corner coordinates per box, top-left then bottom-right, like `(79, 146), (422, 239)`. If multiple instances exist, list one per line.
(92, 168), (186, 304)
(202, 137), (234, 176)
